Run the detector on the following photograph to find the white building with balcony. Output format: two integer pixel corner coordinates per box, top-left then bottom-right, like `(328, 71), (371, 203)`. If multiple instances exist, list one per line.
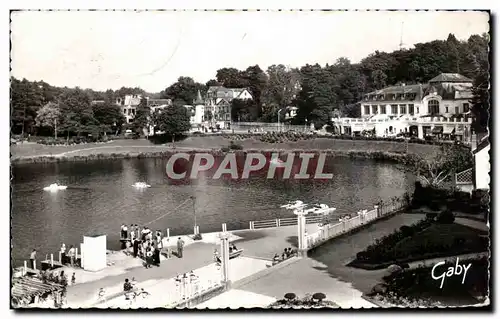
(116, 94), (142, 124)
(205, 86), (253, 129)
(331, 73), (474, 140)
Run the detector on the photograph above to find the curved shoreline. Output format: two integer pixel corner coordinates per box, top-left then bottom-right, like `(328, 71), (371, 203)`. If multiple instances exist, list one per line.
(11, 148), (415, 165)
(10, 136), (442, 165)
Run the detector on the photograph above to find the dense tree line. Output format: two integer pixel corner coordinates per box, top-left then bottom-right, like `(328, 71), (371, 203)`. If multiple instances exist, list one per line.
(11, 32), (489, 138)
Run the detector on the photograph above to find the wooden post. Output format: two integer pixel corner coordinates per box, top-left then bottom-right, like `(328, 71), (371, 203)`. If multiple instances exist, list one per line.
(51, 254), (54, 267)
(167, 228), (170, 239)
(275, 219), (279, 227)
(33, 260), (36, 270)
(59, 251), (62, 263)
(196, 226), (200, 235)
(249, 221), (252, 230)
(24, 260), (27, 274)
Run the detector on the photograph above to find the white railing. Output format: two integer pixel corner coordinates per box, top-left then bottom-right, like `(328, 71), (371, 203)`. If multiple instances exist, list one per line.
(331, 116), (473, 125)
(305, 199), (407, 250)
(249, 215), (324, 230)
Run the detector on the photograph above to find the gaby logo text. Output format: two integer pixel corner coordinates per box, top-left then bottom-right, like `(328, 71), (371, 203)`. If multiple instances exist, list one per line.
(165, 152), (334, 180)
(431, 257), (471, 289)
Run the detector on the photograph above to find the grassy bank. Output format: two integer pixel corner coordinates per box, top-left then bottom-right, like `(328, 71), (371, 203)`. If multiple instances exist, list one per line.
(10, 136), (442, 164)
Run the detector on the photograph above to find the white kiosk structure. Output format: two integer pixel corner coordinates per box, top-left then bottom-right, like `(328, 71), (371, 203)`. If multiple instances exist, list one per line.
(81, 234), (107, 272)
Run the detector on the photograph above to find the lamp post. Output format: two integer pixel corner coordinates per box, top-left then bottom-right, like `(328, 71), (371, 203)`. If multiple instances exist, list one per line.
(218, 232), (230, 288)
(191, 196), (197, 235)
(305, 118), (308, 132)
(277, 107), (286, 132)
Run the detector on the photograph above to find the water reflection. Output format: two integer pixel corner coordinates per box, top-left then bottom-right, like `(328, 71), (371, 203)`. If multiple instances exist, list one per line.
(11, 156), (415, 265)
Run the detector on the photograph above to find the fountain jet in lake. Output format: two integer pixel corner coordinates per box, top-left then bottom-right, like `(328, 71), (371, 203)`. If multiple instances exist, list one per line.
(43, 183), (68, 192)
(132, 182), (151, 189)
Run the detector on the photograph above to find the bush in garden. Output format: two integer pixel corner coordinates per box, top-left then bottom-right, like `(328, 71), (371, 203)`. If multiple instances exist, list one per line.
(436, 210), (455, 224)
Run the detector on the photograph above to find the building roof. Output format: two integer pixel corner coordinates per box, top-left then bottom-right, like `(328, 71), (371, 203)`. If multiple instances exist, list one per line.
(194, 90), (204, 105)
(365, 84), (427, 101)
(429, 73), (473, 83)
(147, 99), (171, 106)
(473, 136), (490, 155)
(363, 73), (474, 102)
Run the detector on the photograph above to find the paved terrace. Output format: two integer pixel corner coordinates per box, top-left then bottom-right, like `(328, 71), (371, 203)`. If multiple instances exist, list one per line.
(62, 223), (320, 308)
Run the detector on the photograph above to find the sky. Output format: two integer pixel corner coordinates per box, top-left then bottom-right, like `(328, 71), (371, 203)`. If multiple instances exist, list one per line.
(10, 10), (489, 93)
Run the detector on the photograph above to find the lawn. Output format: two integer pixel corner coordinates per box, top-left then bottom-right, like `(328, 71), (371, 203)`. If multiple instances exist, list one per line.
(390, 223), (488, 261)
(349, 219), (489, 270)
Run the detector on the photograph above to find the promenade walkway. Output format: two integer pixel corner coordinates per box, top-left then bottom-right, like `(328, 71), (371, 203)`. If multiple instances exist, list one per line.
(63, 223), (318, 307)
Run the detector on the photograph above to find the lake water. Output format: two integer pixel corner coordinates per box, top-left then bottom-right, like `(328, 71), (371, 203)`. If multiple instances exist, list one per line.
(11, 155), (415, 266)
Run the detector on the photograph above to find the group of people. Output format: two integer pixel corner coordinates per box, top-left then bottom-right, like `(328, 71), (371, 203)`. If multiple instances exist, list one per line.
(120, 224), (187, 268)
(59, 243), (78, 267)
(272, 247), (297, 265)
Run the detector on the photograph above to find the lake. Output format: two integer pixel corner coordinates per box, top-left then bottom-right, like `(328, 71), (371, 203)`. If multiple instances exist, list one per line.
(11, 155), (415, 266)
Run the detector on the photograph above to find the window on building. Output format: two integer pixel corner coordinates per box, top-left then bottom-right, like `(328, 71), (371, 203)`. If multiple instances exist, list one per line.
(416, 106), (420, 114)
(380, 105), (386, 114)
(463, 103), (470, 112)
(428, 100), (439, 115)
(123, 109), (127, 114)
(372, 105), (378, 114)
(455, 106), (459, 114)
(364, 105), (370, 115)
(400, 105), (407, 114)
(132, 109), (136, 115)
(408, 104), (414, 115)
(391, 105), (398, 114)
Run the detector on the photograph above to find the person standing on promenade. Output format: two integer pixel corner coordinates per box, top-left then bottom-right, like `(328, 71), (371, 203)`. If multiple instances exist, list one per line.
(71, 272), (76, 285)
(29, 249), (37, 269)
(177, 237), (185, 258)
(153, 240), (161, 266)
(133, 237), (139, 258)
(120, 224), (126, 239)
(60, 243), (66, 265)
(68, 245), (76, 267)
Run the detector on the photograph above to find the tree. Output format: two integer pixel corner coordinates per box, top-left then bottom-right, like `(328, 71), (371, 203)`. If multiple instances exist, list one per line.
(261, 64), (300, 121)
(206, 79), (222, 87)
(153, 105), (191, 144)
(10, 77), (45, 136)
(58, 88), (94, 139)
(231, 99), (259, 122)
(161, 77), (206, 105)
(402, 144), (473, 187)
(35, 102), (61, 138)
(131, 98), (150, 136)
(92, 102), (125, 136)
(469, 34), (490, 134)
(242, 65), (268, 110)
(216, 68), (247, 88)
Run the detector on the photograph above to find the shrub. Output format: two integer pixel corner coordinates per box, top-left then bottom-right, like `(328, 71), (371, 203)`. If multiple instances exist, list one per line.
(399, 225), (415, 237)
(436, 210), (455, 224)
(284, 293), (296, 301)
(425, 212), (438, 221)
(228, 141), (243, 150)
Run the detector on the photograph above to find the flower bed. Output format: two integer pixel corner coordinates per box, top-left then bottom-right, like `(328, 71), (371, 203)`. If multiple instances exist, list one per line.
(268, 293), (338, 308)
(349, 218), (489, 270)
(367, 257), (489, 307)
